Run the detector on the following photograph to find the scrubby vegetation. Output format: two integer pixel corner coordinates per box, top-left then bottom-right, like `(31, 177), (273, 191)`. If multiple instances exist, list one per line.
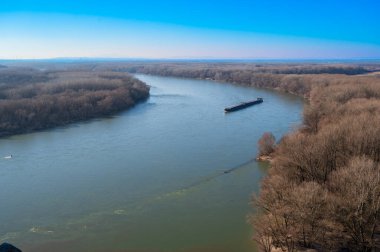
(0, 67), (149, 136)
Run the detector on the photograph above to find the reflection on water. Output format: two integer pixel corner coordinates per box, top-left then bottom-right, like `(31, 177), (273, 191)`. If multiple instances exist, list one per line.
(0, 75), (303, 251)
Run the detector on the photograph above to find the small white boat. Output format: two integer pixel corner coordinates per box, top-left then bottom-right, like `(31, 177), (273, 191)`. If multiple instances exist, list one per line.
(3, 155), (12, 159)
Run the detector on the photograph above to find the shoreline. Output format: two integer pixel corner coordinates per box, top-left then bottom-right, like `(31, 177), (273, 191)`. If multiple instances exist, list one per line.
(255, 155), (273, 163)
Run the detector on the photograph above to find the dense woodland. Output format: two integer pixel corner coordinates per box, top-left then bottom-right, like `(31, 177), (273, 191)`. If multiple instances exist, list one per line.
(0, 67), (149, 136)
(251, 72), (380, 251)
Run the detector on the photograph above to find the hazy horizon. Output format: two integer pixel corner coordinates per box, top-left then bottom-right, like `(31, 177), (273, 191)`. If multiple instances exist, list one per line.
(2, 57), (380, 62)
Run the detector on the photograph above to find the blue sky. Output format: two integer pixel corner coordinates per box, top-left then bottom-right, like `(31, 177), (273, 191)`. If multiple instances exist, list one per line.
(1, 0), (380, 59)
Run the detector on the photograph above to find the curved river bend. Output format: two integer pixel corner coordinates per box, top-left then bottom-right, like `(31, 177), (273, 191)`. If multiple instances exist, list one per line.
(0, 75), (303, 252)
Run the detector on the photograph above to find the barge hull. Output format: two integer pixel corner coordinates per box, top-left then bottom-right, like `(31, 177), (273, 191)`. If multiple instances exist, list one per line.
(224, 98), (263, 113)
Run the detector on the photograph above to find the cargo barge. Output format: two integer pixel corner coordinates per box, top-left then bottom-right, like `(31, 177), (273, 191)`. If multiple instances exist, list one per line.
(224, 98), (263, 113)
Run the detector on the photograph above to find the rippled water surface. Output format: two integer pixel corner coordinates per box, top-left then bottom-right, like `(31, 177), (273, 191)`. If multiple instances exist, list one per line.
(0, 75), (303, 251)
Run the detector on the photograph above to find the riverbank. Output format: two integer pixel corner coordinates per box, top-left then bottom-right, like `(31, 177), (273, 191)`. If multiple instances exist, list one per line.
(0, 67), (150, 137)
(255, 155), (273, 162)
(95, 62), (380, 98)
(102, 63), (380, 251)
(252, 73), (380, 251)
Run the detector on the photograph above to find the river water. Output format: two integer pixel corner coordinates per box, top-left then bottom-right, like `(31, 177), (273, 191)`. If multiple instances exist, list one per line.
(0, 75), (303, 252)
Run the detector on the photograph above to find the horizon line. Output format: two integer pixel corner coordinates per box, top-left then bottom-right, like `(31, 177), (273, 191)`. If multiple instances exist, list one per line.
(1, 57), (380, 62)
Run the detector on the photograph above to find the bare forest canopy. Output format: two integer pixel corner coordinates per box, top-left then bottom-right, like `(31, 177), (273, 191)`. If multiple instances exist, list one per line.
(0, 67), (149, 137)
(249, 73), (380, 250)
(90, 62), (380, 98)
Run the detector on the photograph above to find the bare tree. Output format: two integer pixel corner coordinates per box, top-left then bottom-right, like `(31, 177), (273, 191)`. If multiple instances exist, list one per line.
(258, 132), (276, 156)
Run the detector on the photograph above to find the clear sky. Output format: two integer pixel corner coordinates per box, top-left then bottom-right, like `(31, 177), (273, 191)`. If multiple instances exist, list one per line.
(1, 0), (380, 59)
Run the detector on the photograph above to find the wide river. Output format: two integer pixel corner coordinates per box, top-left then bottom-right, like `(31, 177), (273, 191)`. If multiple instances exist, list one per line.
(0, 75), (303, 252)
